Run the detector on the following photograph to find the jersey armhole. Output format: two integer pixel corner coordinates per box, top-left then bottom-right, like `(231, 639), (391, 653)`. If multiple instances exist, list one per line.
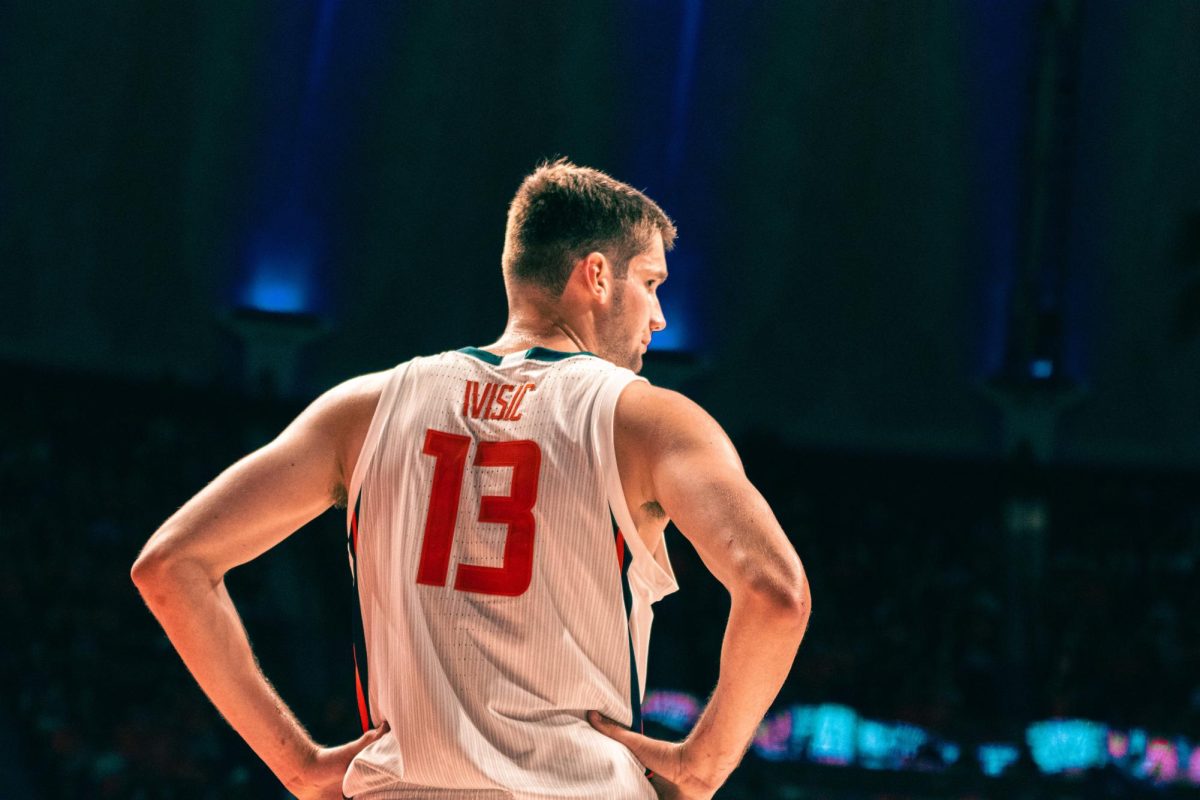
(592, 373), (682, 602)
(592, 371), (646, 546)
(345, 362), (410, 532)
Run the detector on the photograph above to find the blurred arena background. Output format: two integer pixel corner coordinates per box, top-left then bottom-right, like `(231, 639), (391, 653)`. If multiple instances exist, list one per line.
(3, 1), (1200, 797)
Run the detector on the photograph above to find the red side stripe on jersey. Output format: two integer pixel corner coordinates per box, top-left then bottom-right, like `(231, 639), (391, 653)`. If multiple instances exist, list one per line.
(353, 644), (369, 732)
(349, 494), (373, 732)
(611, 518), (644, 736)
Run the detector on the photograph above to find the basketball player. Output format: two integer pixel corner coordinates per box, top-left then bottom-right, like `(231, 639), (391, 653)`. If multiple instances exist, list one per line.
(132, 160), (811, 799)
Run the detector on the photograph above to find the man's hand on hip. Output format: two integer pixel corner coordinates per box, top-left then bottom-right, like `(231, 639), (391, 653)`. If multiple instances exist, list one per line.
(587, 711), (718, 800)
(287, 721), (390, 800)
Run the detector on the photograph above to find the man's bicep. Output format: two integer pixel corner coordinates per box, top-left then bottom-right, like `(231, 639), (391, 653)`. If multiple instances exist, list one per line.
(134, 392), (345, 582)
(646, 395), (805, 604)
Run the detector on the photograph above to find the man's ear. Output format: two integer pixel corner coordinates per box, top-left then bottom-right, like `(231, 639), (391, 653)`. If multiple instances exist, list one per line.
(575, 251), (612, 303)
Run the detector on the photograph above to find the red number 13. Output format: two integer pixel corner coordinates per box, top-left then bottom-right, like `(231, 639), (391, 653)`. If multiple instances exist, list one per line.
(416, 429), (541, 597)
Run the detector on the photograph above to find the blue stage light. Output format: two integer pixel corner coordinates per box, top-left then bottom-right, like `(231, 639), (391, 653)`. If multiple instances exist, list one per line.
(241, 253), (313, 314)
(642, 691), (701, 733)
(1027, 719), (1107, 773)
(809, 704), (857, 766)
(978, 743), (1020, 776)
(244, 278), (307, 314)
(856, 719), (929, 770)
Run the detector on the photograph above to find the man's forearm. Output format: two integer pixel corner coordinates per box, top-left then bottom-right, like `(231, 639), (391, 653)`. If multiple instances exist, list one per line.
(133, 558), (317, 789)
(682, 590), (809, 785)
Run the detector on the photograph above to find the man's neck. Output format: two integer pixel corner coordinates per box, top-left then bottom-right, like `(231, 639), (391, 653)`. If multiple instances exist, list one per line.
(484, 319), (590, 356)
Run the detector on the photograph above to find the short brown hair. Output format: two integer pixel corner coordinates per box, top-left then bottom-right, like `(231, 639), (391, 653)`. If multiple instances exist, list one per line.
(501, 158), (677, 296)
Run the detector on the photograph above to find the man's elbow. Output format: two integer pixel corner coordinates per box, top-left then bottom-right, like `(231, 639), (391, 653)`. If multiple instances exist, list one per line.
(743, 570), (811, 627)
(770, 577), (812, 627)
(130, 536), (201, 597)
(130, 545), (169, 592)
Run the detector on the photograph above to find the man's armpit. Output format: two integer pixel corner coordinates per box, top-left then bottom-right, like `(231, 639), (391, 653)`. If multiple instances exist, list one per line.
(642, 500), (666, 519)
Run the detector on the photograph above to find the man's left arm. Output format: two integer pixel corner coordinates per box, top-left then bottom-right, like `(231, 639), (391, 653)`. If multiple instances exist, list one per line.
(131, 375), (386, 797)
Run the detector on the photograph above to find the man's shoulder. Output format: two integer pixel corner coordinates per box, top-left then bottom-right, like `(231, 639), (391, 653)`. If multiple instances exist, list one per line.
(614, 381), (716, 445)
(325, 368), (393, 410)
(315, 369), (396, 502)
(307, 369), (396, 453)
(615, 380), (701, 415)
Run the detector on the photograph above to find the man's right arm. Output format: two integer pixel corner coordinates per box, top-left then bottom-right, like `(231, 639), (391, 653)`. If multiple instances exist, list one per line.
(130, 372), (389, 797)
(592, 382), (811, 798)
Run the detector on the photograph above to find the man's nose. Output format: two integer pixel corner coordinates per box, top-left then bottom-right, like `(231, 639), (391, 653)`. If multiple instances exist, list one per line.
(649, 296), (667, 332)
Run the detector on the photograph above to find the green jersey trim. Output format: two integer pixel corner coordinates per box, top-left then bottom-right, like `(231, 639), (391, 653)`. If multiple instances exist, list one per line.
(524, 346), (598, 362)
(457, 346), (597, 365)
(457, 347), (503, 365)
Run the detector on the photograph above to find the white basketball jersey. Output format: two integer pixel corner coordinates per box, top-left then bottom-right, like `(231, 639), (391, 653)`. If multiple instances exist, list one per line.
(342, 347), (679, 800)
